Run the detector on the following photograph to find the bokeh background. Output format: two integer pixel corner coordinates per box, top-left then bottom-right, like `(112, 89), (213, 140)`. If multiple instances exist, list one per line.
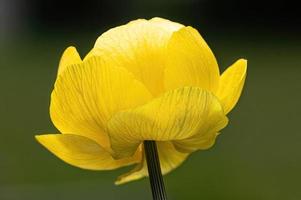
(1, 0), (301, 199)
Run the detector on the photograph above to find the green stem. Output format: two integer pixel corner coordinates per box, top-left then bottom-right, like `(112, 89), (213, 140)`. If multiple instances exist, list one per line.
(144, 141), (167, 200)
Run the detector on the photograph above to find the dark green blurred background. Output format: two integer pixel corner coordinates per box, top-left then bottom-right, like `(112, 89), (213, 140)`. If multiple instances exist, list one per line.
(1, 0), (301, 199)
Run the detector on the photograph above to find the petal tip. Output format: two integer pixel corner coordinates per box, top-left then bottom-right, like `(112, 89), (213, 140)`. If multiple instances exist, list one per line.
(34, 135), (41, 143)
(114, 179), (124, 186)
(61, 46), (81, 59)
(241, 58), (248, 62)
(34, 134), (59, 147)
(237, 58), (248, 69)
(34, 134), (47, 143)
(237, 59), (248, 77)
(57, 46), (82, 76)
(65, 46), (77, 51)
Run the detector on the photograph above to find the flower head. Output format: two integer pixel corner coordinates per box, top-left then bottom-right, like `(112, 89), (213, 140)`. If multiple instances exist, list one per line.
(35, 17), (247, 184)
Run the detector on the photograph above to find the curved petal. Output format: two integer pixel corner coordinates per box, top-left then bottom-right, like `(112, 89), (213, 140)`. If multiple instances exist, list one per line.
(57, 46), (82, 76)
(91, 18), (182, 96)
(35, 134), (140, 170)
(164, 26), (220, 93)
(215, 59), (247, 114)
(50, 56), (152, 149)
(173, 122), (227, 153)
(115, 141), (188, 185)
(107, 87), (227, 159)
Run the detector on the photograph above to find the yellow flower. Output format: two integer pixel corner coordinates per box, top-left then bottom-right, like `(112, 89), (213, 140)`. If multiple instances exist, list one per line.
(35, 17), (247, 185)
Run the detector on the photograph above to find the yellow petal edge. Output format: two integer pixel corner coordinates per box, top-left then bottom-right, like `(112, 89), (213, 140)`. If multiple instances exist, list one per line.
(57, 46), (82, 76)
(35, 134), (140, 170)
(216, 59), (247, 114)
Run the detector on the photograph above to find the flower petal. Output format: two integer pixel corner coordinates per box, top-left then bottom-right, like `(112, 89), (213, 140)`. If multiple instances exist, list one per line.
(107, 87), (227, 159)
(35, 134), (140, 170)
(215, 59), (247, 114)
(173, 123), (228, 153)
(50, 56), (152, 149)
(115, 154), (147, 185)
(57, 46), (82, 76)
(91, 18), (182, 96)
(149, 17), (183, 32)
(156, 141), (189, 174)
(164, 26), (220, 93)
(115, 141), (188, 185)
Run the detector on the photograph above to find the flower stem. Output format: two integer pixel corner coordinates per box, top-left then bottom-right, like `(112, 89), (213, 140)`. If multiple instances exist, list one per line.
(144, 141), (167, 200)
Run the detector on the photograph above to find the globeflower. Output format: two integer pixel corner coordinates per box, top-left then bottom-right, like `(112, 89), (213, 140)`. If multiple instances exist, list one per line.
(35, 17), (247, 194)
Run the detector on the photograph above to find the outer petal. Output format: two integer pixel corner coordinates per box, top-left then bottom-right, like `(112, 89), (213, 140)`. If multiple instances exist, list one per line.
(115, 141), (188, 185)
(50, 56), (152, 149)
(215, 59), (247, 114)
(35, 134), (140, 170)
(57, 46), (82, 76)
(164, 26), (220, 93)
(107, 87), (228, 159)
(91, 18), (182, 96)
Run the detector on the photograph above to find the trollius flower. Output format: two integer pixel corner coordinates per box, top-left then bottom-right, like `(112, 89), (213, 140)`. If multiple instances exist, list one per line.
(35, 18), (247, 185)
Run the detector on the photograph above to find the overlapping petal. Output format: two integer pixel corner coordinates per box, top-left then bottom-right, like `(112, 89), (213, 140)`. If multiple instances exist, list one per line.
(164, 26), (220, 93)
(35, 134), (140, 170)
(50, 56), (152, 149)
(216, 59), (247, 114)
(89, 18), (183, 96)
(107, 87), (227, 159)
